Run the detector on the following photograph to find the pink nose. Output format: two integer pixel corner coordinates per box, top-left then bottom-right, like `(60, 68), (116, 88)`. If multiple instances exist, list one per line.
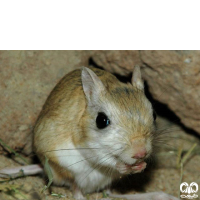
(132, 149), (147, 159)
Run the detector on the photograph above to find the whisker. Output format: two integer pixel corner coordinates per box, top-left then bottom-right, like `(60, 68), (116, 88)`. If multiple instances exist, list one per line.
(79, 147), (122, 184)
(42, 147), (103, 154)
(80, 155), (114, 184)
(51, 145), (123, 178)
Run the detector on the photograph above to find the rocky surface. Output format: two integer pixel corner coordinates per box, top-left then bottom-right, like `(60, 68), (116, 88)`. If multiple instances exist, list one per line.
(0, 51), (89, 154)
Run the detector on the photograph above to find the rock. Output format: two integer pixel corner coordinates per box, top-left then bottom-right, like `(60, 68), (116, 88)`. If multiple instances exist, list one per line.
(0, 51), (90, 154)
(91, 50), (142, 75)
(141, 50), (200, 134)
(91, 50), (200, 135)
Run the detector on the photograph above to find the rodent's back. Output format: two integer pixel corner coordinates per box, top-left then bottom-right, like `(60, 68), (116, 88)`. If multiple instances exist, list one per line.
(35, 67), (121, 117)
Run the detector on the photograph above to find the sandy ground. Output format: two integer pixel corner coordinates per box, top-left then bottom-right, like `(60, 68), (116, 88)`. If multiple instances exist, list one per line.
(0, 116), (200, 200)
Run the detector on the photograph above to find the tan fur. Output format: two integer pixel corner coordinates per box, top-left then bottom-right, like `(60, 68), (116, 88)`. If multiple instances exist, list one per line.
(33, 66), (155, 191)
(33, 67), (126, 183)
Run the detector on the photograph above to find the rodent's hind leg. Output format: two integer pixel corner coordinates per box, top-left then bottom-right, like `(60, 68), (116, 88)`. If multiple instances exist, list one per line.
(72, 183), (86, 200)
(108, 192), (180, 200)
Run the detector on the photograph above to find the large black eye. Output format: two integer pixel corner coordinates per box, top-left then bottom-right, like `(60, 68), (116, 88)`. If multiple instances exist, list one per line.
(96, 112), (110, 129)
(153, 111), (157, 121)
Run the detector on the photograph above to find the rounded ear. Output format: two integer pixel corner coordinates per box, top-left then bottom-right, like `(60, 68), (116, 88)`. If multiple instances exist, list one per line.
(131, 65), (144, 90)
(81, 67), (105, 105)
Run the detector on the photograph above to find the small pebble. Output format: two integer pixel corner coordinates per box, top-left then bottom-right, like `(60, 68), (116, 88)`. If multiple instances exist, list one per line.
(184, 58), (191, 63)
(19, 125), (29, 131)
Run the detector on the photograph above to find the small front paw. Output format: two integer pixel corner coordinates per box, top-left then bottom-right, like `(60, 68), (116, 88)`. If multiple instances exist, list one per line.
(131, 162), (147, 173)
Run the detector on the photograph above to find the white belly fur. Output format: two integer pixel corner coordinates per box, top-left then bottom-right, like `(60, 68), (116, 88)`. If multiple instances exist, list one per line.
(55, 141), (113, 193)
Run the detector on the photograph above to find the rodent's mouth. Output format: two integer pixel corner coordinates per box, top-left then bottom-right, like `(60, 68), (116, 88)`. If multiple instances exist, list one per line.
(124, 159), (145, 168)
(115, 160), (147, 174)
(115, 155), (144, 166)
(125, 161), (142, 167)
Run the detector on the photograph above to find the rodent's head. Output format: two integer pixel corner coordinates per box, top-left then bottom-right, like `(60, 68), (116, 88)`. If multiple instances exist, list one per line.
(81, 67), (156, 173)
